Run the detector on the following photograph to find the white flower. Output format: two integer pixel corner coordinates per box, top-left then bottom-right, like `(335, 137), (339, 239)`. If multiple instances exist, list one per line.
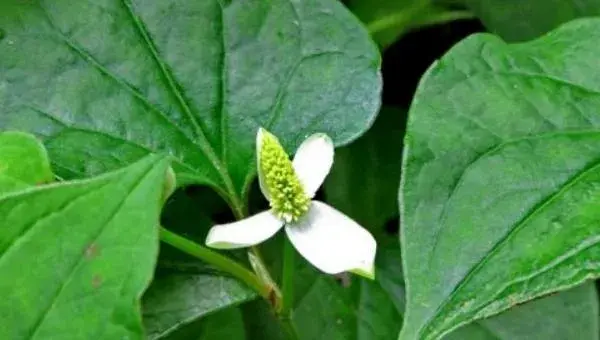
(205, 128), (377, 279)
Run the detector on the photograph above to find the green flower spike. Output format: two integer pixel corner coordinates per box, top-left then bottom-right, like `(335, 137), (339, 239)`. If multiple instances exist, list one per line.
(258, 129), (310, 222)
(205, 128), (377, 279)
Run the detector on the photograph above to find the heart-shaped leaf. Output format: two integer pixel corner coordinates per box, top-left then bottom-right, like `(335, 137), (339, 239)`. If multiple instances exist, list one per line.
(0, 0), (381, 209)
(400, 18), (600, 340)
(0, 131), (53, 194)
(0, 154), (170, 339)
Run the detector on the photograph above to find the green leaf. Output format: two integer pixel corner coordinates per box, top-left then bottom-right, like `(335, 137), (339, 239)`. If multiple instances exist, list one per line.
(0, 131), (53, 194)
(142, 188), (256, 339)
(293, 275), (401, 340)
(142, 272), (255, 339)
(400, 18), (600, 340)
(463, 0), (600, 41)
(0, 0), (381, 208)
(0, 154), (170, 339)
(324, 107), (405, 231)
(161, 306), (247, 340)
(375, 240), (600, 340)
(446, 283), (599, 340)
(347, 0), (474, 48)
(241, 299), (287, 340)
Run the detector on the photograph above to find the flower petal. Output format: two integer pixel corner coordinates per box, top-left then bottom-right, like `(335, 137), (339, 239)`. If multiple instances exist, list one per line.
(205, 210), (283, 249)
(292, 133), (334, 198)
(256, 127), (271, 200)
(285, 201), (376, 277)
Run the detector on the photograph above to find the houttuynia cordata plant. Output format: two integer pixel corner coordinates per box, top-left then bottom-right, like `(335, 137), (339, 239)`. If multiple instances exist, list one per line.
(1, 0), (600, 339)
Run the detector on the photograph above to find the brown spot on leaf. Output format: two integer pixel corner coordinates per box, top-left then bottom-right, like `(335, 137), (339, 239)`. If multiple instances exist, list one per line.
(85, 243), (99, 259)
(268, 289), (278, 308)
(92, 275), (102, 288)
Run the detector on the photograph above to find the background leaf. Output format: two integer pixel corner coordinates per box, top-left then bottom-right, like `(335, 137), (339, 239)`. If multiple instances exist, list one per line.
(462, 0), (600, 41)
(143, 272), (255, 339)
(0, 154), (169, 339)
(0, 0), (381, 207)
(324, 106), (405, 231)
(161, 306), (247, 340)
(400, 18), (600, 339)
(0, 131), (53, 194)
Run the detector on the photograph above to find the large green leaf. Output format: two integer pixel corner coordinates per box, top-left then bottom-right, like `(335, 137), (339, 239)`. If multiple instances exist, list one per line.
(400, 18), (600, 340)
(0, 131), (53, 194)
(324, 107), (405, 231)
(0, 0), (381, 207)
(0, 154), (170, 339)
(463, 0), (600, 41)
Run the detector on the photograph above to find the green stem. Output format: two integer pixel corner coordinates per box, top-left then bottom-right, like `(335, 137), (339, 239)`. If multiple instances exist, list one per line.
(366, 0), (475, 38)
(366, 0), (430, 36)
(159, 227), (270, 299)
(412, 10), (475, 29)
(281, 238), (295, 314)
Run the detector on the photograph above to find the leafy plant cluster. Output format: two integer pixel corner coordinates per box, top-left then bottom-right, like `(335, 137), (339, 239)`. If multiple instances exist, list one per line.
(1, 0), (600, 339)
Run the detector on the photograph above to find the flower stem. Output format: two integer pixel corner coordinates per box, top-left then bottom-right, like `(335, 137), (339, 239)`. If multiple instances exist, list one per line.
(159, 226), (270, 299)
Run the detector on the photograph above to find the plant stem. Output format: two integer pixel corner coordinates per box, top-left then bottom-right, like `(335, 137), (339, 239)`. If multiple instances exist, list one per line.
(281, 238), (295, 314)
(412, 10), (475, 30)
(366, 0), (475, 38)
(366, 0), (430, 36)
(159, 227), (270, 299)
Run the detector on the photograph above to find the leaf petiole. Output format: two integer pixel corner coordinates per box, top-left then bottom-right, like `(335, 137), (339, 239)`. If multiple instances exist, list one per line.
(158, 227), (270, 299)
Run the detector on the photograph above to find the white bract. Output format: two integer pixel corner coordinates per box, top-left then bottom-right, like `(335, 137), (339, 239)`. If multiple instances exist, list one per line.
(205, 128), (377, 278)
